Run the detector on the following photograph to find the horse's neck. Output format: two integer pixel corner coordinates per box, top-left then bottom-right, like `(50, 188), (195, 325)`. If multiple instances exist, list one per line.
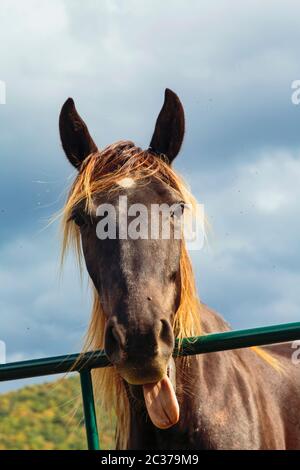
(199, 303), (231, 335)
(171, 306), (229, 434)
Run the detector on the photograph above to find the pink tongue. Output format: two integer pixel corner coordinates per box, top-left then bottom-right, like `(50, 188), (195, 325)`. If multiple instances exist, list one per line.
(143, 375), (180, 429)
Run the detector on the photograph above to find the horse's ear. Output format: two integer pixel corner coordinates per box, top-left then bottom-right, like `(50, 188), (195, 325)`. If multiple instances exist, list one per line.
(149, 88), (185, 164)
(59, 98), (98, 169)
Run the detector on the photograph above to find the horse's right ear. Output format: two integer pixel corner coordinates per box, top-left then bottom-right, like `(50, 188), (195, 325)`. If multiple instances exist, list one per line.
(59, 98), (98, 169)
(149, 89), (185, 164)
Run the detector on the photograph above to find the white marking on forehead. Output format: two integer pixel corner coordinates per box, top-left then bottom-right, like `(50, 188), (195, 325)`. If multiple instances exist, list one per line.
(117, 177), (136, 188)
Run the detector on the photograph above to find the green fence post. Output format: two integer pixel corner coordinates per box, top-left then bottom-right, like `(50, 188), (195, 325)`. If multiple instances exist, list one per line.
(79, 369), (100, 450)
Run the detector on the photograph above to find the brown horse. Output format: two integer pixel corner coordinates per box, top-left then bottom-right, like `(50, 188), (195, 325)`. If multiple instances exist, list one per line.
(59, 89), (300, 449)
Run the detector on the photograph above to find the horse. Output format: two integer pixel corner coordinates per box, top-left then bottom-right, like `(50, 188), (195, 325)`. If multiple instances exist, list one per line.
(59, 89), (300, 449)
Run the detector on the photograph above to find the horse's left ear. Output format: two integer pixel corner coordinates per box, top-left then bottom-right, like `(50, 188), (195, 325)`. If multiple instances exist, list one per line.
(149, 88), (185, 164)
(59, 98), (98, 169)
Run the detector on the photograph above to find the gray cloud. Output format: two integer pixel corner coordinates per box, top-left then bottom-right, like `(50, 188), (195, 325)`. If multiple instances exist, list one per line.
(190, 148), (300, 327)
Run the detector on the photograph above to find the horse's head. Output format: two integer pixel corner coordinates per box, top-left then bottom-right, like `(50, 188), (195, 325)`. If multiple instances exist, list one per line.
(60, 90), (196, 429)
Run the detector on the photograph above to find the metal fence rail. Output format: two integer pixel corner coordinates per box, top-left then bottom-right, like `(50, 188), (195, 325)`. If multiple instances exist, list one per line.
(1, 321), (300, 450)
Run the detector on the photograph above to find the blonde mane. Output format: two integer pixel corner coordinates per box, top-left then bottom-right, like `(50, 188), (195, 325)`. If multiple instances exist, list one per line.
(60, 140), (279, 449)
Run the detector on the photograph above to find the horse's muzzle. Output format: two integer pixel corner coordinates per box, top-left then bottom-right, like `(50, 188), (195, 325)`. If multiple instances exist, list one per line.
(104, 316), (174, 385)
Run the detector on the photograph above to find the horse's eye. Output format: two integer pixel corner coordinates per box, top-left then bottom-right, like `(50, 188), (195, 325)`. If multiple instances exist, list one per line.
(171, 202), (185, 218)
(179, 202), (185, 213)
(72, 212), (86, 227)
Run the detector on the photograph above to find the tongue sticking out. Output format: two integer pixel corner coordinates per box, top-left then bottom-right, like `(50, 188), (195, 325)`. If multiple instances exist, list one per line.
(143, 375), (180, 429)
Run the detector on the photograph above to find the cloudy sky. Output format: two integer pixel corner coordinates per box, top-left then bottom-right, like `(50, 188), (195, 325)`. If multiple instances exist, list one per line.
(1, 0), (300, 390)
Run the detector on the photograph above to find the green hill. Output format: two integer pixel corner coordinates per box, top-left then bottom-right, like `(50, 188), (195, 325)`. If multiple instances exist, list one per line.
(0, 375), (114, 450)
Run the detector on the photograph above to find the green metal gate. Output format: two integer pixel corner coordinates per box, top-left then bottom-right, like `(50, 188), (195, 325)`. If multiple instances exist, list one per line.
(1, 321), (300, 450)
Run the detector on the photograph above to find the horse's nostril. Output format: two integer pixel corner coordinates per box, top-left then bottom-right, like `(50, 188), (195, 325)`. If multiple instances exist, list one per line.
(159, 319), (173, 345)
(112, 326), (121, 344)
(105, 321), (126, 362)
(112, 324), (126, 348)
